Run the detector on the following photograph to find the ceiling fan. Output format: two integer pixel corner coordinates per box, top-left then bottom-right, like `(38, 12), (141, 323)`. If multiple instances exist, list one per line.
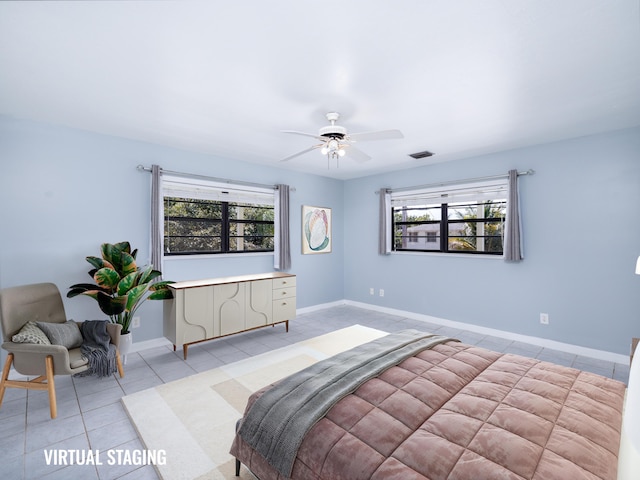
(281, 112), (404, 166)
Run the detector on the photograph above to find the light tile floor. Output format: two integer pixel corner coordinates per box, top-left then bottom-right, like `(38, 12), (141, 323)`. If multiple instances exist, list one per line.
(0, 305), (630, 479)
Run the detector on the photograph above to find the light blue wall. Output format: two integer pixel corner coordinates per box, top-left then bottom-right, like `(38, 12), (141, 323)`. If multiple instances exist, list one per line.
(343, 127), (640, 355)
(1, 116), (638, 356)
(0, 116), (344, 346)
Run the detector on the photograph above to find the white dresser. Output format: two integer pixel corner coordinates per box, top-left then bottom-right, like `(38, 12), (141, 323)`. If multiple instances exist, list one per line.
(163, 272), (296, 359)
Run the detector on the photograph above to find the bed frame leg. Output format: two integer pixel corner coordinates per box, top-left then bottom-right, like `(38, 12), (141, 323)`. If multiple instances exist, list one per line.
(234, 418), (242, 476)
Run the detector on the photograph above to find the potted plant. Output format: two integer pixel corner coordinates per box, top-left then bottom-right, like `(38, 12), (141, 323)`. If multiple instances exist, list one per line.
(67, 242), (174, 358)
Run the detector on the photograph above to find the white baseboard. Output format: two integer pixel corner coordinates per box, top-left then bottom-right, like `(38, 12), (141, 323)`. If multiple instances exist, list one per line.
(345, 300), (628, 365)
(129, 336), (173, 353)
(132, 299), (628, 364)
(296, 300), (346, 315)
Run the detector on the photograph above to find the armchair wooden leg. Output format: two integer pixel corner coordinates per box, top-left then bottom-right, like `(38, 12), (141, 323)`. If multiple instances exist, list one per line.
(45, 355), (57, 419)
(116, 351), (124, 378)
(0, 354), (58, 419)
(0, 353), (14, 408)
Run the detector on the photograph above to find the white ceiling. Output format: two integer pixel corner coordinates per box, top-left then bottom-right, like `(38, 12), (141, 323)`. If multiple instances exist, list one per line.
(1, 1), (639, 180)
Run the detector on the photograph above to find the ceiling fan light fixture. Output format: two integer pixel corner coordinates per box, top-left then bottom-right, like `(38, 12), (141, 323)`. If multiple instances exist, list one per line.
(321, 138), (343, 157)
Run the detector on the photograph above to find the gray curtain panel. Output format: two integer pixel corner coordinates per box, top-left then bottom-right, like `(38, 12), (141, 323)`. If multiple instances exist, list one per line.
(275, 184), (291, 270)
(151, 164), (164, 273)
(505, 169), (523, 262)
(378, 188), (391, 255)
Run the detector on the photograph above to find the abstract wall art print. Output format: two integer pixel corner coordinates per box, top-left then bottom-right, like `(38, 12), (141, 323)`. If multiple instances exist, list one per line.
(302, 205), (332, 254)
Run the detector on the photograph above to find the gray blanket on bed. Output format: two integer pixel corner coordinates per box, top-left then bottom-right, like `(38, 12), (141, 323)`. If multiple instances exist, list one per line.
(237, 329), (454, 477)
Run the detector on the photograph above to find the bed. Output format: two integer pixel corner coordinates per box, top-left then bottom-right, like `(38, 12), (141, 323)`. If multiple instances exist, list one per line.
(230, 330), (629, 480)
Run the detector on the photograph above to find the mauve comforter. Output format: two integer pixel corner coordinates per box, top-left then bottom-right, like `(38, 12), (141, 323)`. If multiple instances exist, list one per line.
(231, 341), (626, 480)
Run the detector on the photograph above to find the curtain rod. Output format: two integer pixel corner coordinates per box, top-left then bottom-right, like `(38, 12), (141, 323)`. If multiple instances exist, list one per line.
(376, 169), (534, 194)
(136, 165), (296, 192)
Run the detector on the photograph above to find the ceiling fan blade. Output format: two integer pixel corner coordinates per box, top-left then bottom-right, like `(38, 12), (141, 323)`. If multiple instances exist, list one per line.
(348, 129), (404, 142)
(344, 144), (372, 163)
(280, 144), (323, 162)
(282, 130), (325, 142)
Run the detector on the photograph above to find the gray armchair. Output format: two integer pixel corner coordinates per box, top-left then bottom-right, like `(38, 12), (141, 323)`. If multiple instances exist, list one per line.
(0, 283), (124, 419)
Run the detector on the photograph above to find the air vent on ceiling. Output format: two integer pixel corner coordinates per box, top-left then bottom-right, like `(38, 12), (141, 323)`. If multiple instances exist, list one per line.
(409, 150), (434, 159)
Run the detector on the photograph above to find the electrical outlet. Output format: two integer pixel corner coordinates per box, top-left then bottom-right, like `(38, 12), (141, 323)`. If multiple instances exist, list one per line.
(379, 289), (385, 297)
(540, 313), (549, 325)
(369, 287), (374, 295)
(132, 316), (141, 329)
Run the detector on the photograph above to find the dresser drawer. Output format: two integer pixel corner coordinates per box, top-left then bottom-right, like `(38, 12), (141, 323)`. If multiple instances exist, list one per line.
(273, 286), (296, 300)
(273, 298), (296, 321)
(273, 276), (296, 289)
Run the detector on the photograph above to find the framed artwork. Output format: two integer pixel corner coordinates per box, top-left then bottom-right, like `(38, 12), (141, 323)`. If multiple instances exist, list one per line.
(302, 205), (332, 254)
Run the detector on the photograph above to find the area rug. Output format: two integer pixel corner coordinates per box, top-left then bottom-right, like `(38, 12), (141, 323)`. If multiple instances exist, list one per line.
(122, 325), (387, 480)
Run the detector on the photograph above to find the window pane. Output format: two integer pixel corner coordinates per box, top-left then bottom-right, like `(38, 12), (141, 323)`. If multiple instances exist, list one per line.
(229, 222), (273, 236)
(229, 222), (274, 251)
(448, 215), (476, 251)
(165, 197), (222, 219)
(228, 203), (275, 221)
(230, 235), (274, 251)
(165, 217), (222, 254)
(448, 236), (476, 251)
(448, 220), (504, 253)
(448, 201), (506, 220)
(164, 196), (274, 255)
(394, 222), (440, 251)
(394, 205), (441, 222)
(166, 219), (221, 237)
(165, 235), (221, 254)
(483, 235), (504, 253)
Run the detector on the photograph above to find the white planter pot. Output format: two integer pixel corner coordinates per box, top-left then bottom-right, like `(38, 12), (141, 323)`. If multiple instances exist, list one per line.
(119, 332), (132, 365)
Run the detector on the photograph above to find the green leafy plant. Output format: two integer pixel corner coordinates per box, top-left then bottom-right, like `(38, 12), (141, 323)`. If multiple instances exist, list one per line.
(67, 241), (174, 334)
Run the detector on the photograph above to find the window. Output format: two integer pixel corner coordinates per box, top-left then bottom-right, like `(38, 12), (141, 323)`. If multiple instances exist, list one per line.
(162, 177), (274, 256)
(391, 178), (508, 255)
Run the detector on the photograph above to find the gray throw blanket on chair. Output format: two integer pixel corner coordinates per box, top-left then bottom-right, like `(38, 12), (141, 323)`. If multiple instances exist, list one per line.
(76, 320), (117, 377)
